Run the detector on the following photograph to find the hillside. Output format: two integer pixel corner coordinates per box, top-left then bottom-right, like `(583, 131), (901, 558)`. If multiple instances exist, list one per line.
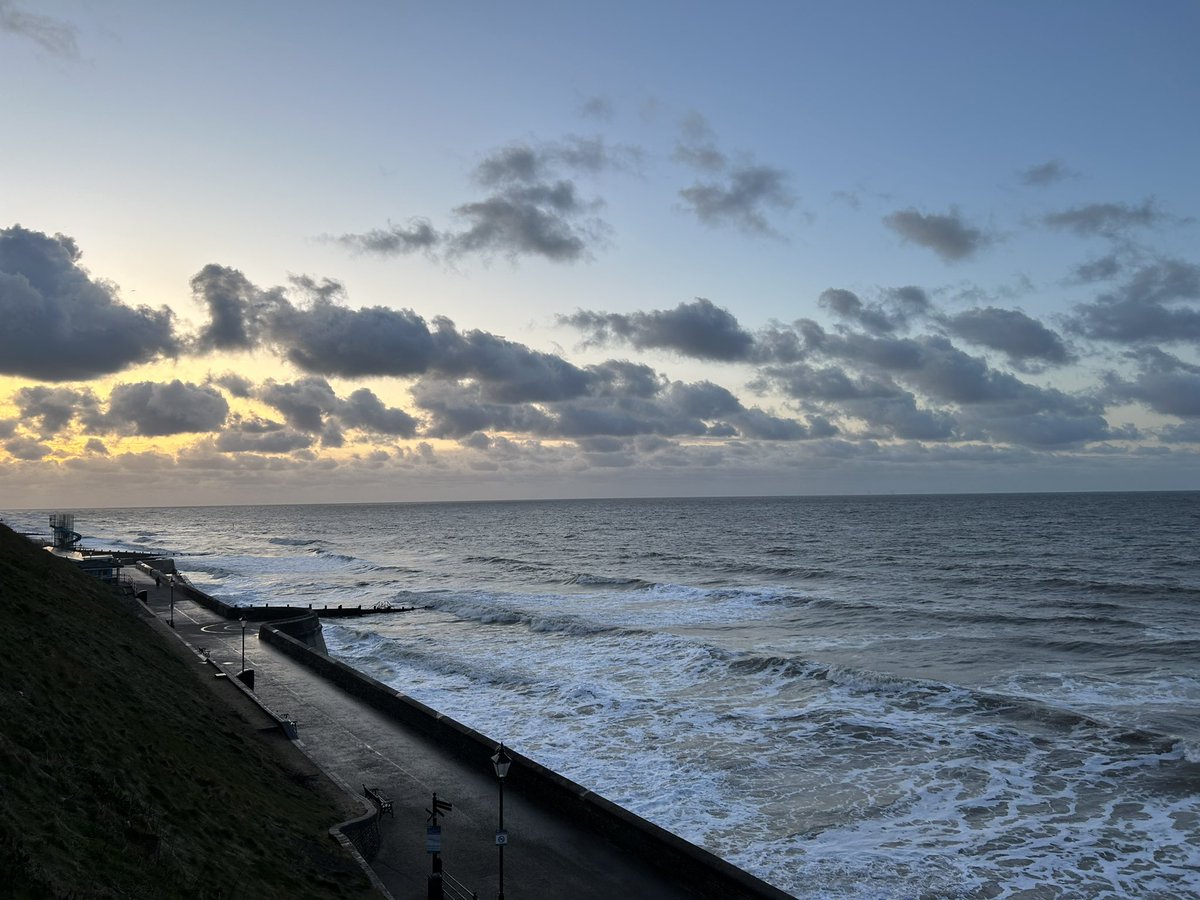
(0, 522), (374, 898)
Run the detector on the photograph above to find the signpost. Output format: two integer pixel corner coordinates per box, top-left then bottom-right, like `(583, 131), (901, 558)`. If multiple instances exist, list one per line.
(426, 793), (453, 900)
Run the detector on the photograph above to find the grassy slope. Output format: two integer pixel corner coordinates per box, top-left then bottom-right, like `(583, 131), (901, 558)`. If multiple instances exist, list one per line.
(0, 523), (374, 898)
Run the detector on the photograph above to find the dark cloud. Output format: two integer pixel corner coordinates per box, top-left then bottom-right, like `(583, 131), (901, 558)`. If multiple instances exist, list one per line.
(411, 380), (553, 439)
(940, 307), (1073, 368)
(1069, 258), (1200, 343)
(0, 1), (77, 57)
(4, 436), (52, 460)
(270, 295), (436, 377)
(258, 377), (339, 432)
(0, 419), (16, 438)
(561, 297), (755, 361)
(83, 438), (108, 455)
(1071, 253), (1126, 284)
(679, 165), (794, 235)
(433, 323), (594, 403)
(338, 388), (419, 436)
(190, 266), (598, 405)
(756, 362), (955, 441)
(819, 287), (930, 336)
(1104, 349), (1200, 418)
(103, 380), (230, 436)
(333, 136), (635, 264)
(761, 322), (1113, 447)
(587, 360), (665, 398)
(0, 226), (178, 380)
(258, 377), (420, 438)
(207, 371), (255, 398)
(13, 385), (99, 436)
(216, 421), (315, 454)
(1041, 199), (1175, 238)
(1019, 160), (1072, 187)
(448, 181), (599, 262)
(673, 112), (794, 234)
(883, 208), (993, 262)
(190, 263), (274, 352)
(331, 220), (440, 257)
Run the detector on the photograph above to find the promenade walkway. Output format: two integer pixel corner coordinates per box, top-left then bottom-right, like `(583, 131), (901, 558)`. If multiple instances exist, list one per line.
(129, 567), (736, 899)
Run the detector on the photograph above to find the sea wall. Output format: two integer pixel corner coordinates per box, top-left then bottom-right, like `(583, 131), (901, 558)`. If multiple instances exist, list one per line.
(259, 622), (792, 900)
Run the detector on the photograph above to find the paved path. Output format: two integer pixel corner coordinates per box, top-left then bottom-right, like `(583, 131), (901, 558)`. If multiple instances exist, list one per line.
(130, 567), (716, 899)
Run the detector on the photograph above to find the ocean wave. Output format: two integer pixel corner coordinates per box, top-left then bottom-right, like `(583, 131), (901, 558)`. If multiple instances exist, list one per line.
(268, 536), (322, 547)
(565, 573), (656, 588)
(427, 594), (628, 638)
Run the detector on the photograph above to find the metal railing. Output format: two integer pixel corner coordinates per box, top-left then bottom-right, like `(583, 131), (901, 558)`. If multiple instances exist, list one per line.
(441, 871), (477, 900)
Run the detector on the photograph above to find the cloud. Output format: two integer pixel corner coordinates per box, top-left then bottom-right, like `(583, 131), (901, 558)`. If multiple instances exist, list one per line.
(673, 112), (795, 235)
(819, 287), (930, 335)
(102, 380), (230, 436)
(448, 181), (599, 262)
(207, 371), (255, 398)
(332, 136), (636, 264)
(215, 420), (315, 454)
(940, 307), (1073, 368)
(331, 220), (440, 257)
(1019, 160), (1072, 187)
(270, 293), (437, 377)
(190, 263), (273, 351)
(411, 380), (553, 439)
(1069, 258), (1200, 343)
(191, 266), (599, 405)
(258, 377), (339, 432)
(0, 0), (77, 57)
(0, 226), (178, 380)
(83, 438), (108, 455)
(257, 377), (420, 438)
(12, 385), (100, 436)
(4, 436), (52, 460)
(561, 297), (755, 361)
(883, 208), (993, 262)
(1071, 253), (1126, 284)
(759, 322), (1114, 447)
(1041, 199), (1175, 238)
(1104, 349), (1200, 419)
(338, 388), (419, 436)
(679, 165), (794, 235)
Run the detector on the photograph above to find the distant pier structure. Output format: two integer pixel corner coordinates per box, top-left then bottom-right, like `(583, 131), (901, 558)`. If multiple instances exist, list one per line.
(49, 513), (82, 549)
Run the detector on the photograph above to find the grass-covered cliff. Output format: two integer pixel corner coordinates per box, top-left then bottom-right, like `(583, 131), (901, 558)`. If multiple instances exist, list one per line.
(0, 522), (374, 898)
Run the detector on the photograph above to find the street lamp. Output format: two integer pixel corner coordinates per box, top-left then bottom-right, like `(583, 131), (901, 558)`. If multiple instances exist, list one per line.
(168, 575), (175, 628)
(490, 743), (511, 900)
(240, 617), (246, 672)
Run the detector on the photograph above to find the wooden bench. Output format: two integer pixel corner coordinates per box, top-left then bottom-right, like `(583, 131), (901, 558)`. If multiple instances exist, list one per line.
(363, 784), (393, 818)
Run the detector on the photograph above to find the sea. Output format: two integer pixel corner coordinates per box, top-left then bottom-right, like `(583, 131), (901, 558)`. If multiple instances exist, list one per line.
(6, 492), (1199, 898)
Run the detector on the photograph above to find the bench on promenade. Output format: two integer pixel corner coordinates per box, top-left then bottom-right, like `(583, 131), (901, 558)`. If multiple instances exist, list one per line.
(363, 784), (393, 818)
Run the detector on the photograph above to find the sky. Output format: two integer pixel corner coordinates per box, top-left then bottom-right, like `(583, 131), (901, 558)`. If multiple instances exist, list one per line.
(2, 1), (1198, 507)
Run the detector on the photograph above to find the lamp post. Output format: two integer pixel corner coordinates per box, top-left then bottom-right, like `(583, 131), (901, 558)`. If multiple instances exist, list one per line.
(168, 575), (175, 628)
(490, 743), (511, 900)
(240, 617), (246, 672)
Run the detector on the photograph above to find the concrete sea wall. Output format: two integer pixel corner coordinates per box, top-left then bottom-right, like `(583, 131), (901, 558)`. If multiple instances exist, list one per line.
(260, 619), (793, 900)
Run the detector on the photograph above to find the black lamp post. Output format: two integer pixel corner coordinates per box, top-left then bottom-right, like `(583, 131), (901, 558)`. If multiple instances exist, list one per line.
(240, 617), (246, 672)
(490, 743), (511, 900)
(168, 575), (175, 628)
